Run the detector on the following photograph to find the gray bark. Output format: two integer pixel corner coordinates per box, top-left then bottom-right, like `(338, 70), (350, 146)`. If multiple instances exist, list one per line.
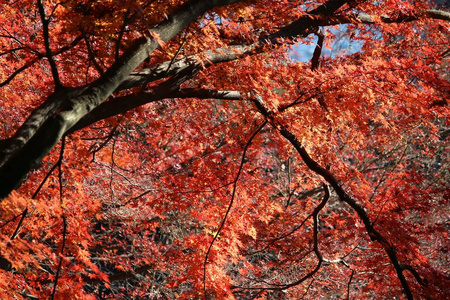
(0, 0), (243, 199)
(0, 0), (448, 200)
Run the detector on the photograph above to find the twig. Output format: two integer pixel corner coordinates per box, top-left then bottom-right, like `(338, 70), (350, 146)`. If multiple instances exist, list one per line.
(232, 184), (329, 291)
(203, 121), (266, 299)
(347, 268), (355, 299)
(50, 136), (67, 300)
(10, 208), (28, 239)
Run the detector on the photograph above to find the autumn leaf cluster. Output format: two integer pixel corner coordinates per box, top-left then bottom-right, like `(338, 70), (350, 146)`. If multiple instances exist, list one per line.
(0, 0), (449, 299)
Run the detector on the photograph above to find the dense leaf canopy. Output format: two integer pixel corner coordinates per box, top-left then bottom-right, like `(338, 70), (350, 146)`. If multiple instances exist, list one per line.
(0, 0), (449, 299)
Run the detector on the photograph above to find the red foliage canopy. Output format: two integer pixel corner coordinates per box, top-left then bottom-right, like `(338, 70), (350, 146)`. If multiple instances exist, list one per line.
(0, 0), (449, 299)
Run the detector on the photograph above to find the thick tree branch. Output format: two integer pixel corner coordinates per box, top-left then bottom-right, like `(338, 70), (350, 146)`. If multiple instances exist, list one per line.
(117, 0), (353, 92)
(322, 9), (450, 25)
(0, 0), (244, 199)
(311, 30), (324, 71)
(425, 9), (450, 21)
(116, 7), (450, 92)
(70, 74), (201, 132)
(71, 88), (245, 132)
(117, 45), (256, 91)
(0, 35), (83, 153)
(1, 0), (447, 201)
(75, 0), (448, 134)
(271, 0), (351, 40)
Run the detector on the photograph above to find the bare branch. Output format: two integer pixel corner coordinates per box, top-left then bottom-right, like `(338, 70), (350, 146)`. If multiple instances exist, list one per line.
(53, 36), (83, 55)
(0, 46), (27, 57)
(115, 11), (131, 61)
(347, 269), (355, 299)
(0, 35), (81, 89)
(10, 208), (27, 240)
(50, 136), (67, 300)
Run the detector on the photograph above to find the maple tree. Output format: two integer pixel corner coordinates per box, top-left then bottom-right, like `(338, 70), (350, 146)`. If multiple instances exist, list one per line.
(0, 0), (449, 298)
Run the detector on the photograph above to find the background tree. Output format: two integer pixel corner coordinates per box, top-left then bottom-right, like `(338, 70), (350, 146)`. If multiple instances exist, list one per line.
(0, 0), (449, 298)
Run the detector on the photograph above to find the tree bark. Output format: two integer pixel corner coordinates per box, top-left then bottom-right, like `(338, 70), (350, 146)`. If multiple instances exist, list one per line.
(0, 0), (244, 199)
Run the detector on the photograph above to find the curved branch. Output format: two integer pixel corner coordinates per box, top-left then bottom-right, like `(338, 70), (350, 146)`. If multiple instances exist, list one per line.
(233, 184), (329, 292)
(249, 186), (324, 255)
(203, 121), (267, 298)
(117, 44), (256, 91)
(70, 88), (244, 132)
(252, 95), (418, 300)
(274, 184), (329, 290)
